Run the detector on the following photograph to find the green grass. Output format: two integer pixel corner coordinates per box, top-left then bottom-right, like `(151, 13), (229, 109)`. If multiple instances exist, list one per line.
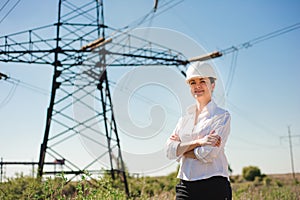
(0, 172), (299, 200)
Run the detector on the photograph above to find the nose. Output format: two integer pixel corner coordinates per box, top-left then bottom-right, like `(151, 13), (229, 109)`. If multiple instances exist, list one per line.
(195, 82), (203, 88)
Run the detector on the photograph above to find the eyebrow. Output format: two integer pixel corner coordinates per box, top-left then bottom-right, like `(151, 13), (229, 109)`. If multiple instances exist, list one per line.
(189, 78), (206, 82)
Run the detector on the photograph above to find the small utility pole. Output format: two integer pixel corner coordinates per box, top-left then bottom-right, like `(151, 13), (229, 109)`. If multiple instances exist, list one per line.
(281, 126), (300, 181)
(287, 126), (296, 180)
(0, 157), (3, 183)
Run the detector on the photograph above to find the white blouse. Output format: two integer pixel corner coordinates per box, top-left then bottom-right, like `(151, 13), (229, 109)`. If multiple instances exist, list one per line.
(165, 100), (231, 181)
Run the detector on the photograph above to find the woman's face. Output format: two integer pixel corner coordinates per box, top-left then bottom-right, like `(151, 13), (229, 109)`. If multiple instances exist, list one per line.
(188, 77), (215, 101)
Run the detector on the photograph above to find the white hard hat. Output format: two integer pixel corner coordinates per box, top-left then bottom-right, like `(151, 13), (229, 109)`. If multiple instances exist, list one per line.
(185, 62), (217, 83)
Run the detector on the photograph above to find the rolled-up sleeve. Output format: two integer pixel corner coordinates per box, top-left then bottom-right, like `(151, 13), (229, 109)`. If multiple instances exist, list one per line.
(165, 139), (180, 160)
(165, 118), (182, 160)
(194, 111), (231, 162)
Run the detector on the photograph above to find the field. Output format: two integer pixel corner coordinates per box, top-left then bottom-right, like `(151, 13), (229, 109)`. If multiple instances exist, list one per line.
(0, 171), (299, 199)
(230, 173), (300, 200)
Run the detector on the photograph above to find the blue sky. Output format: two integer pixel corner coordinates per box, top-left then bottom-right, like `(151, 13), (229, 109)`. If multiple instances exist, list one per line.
(0, 0), (300, 177)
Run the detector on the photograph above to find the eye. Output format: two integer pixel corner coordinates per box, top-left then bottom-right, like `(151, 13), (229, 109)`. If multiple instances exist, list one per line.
(189, 81), (196, 85)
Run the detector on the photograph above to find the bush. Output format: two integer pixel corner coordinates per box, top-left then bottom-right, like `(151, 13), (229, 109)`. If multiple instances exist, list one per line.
(253, 176), (262, 186)
(263, 177), (272, 186)
(242, 166), (261, 181)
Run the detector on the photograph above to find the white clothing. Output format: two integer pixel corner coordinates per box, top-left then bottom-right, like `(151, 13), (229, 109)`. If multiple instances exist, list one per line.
(165, 100), (230, 181)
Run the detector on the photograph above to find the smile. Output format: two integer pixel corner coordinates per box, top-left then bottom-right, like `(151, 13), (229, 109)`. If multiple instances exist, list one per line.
(194, 90), (204, 94)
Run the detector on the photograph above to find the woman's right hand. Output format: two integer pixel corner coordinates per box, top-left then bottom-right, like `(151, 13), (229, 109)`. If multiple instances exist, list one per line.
(198, 130), (221, 147)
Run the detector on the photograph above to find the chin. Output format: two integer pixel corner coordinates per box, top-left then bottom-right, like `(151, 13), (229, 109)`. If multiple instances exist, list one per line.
(194, 94), (204, 98)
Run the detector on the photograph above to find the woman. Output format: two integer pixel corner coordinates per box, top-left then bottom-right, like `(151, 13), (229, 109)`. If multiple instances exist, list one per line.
(165, 62), (232, 199)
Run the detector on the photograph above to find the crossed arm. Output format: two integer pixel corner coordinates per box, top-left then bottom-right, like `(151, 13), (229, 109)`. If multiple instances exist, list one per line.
(170, 130), (221, 159)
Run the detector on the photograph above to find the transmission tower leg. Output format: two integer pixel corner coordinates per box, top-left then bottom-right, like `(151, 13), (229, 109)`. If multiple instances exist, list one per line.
(38, 69), (61, 177)
(98, 73), (115, 180)
(97, 70), (130, 197)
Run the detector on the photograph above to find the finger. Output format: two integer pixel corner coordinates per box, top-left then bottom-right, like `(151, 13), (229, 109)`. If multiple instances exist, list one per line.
(216, 139), (222, 146)
(212, 135), (221, 142)
(213, 141), (219, 147)
(208, 135), (219, 142)
(208, 134), (217, 139)
(209, 133), (219, 138)
(209, 130), (215, 135)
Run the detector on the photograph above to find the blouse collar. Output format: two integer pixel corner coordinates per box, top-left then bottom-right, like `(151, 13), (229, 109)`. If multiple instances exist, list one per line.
(186, 100), (217, 117)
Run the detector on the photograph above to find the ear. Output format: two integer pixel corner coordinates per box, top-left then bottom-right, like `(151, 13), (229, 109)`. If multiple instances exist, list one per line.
(211, 82), (215, 90)
(211, 82), (215, 92)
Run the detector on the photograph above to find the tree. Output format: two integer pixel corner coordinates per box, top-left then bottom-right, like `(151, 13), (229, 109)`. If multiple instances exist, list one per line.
(242, 166), (261, 181)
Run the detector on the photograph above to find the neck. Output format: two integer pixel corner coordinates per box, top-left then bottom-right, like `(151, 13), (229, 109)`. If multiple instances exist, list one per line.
(196, 98), (211, 112)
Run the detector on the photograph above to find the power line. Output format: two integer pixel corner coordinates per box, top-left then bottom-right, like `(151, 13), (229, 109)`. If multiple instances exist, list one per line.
(0, 72), (50, 96)
(220, 22), (300, 55)
(118, 0), (183, 31)
(199, 22), (300, 96)
(0, 78), (18, 109)
(226, 99), (281, 137)
(0, 0), (11, 13)
(7, 77), (50, 96)
(109, 80), (181, 117)
(0, 0), (21, 24)
(1, 72), (50, 109)
(220, 22), (300, 138)
(248, 22), (300, 46)
(225, 50), (238, 95)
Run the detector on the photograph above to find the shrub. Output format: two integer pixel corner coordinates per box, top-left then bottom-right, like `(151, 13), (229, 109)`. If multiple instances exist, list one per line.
(253, 176), (262, 186)
(242, 166), (261, 181)
(263, 177), (272, 186)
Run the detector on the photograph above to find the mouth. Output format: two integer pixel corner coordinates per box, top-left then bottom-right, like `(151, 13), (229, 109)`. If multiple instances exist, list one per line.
(194, 90), (204, 95)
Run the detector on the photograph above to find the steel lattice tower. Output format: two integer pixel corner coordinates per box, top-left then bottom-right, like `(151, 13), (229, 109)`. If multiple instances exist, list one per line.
(0, 0), (190, 196)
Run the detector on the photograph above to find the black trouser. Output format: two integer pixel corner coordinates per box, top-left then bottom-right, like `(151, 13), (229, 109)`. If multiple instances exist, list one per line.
(176, 176), (232, 200)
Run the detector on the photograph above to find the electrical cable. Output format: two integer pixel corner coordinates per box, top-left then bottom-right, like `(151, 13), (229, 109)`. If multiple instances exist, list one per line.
(226, 98), (281, 137)
(1, 74), (49, 97)
(225, 50), (238, 96)
(221, 22), (300, 55)
(218, 22), (300, 139)
(0, 79), (18, 109)
(7, 77), (49, 96)
(0, 0), (11, 13)
(117, 0), (183, 32)
(109, 79), (181, 117)
(249, 22), (300, 46)
(0, 0), (21, 24)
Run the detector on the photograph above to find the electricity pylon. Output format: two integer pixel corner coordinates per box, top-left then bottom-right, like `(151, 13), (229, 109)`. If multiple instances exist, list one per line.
(0, 0), (192, 196)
